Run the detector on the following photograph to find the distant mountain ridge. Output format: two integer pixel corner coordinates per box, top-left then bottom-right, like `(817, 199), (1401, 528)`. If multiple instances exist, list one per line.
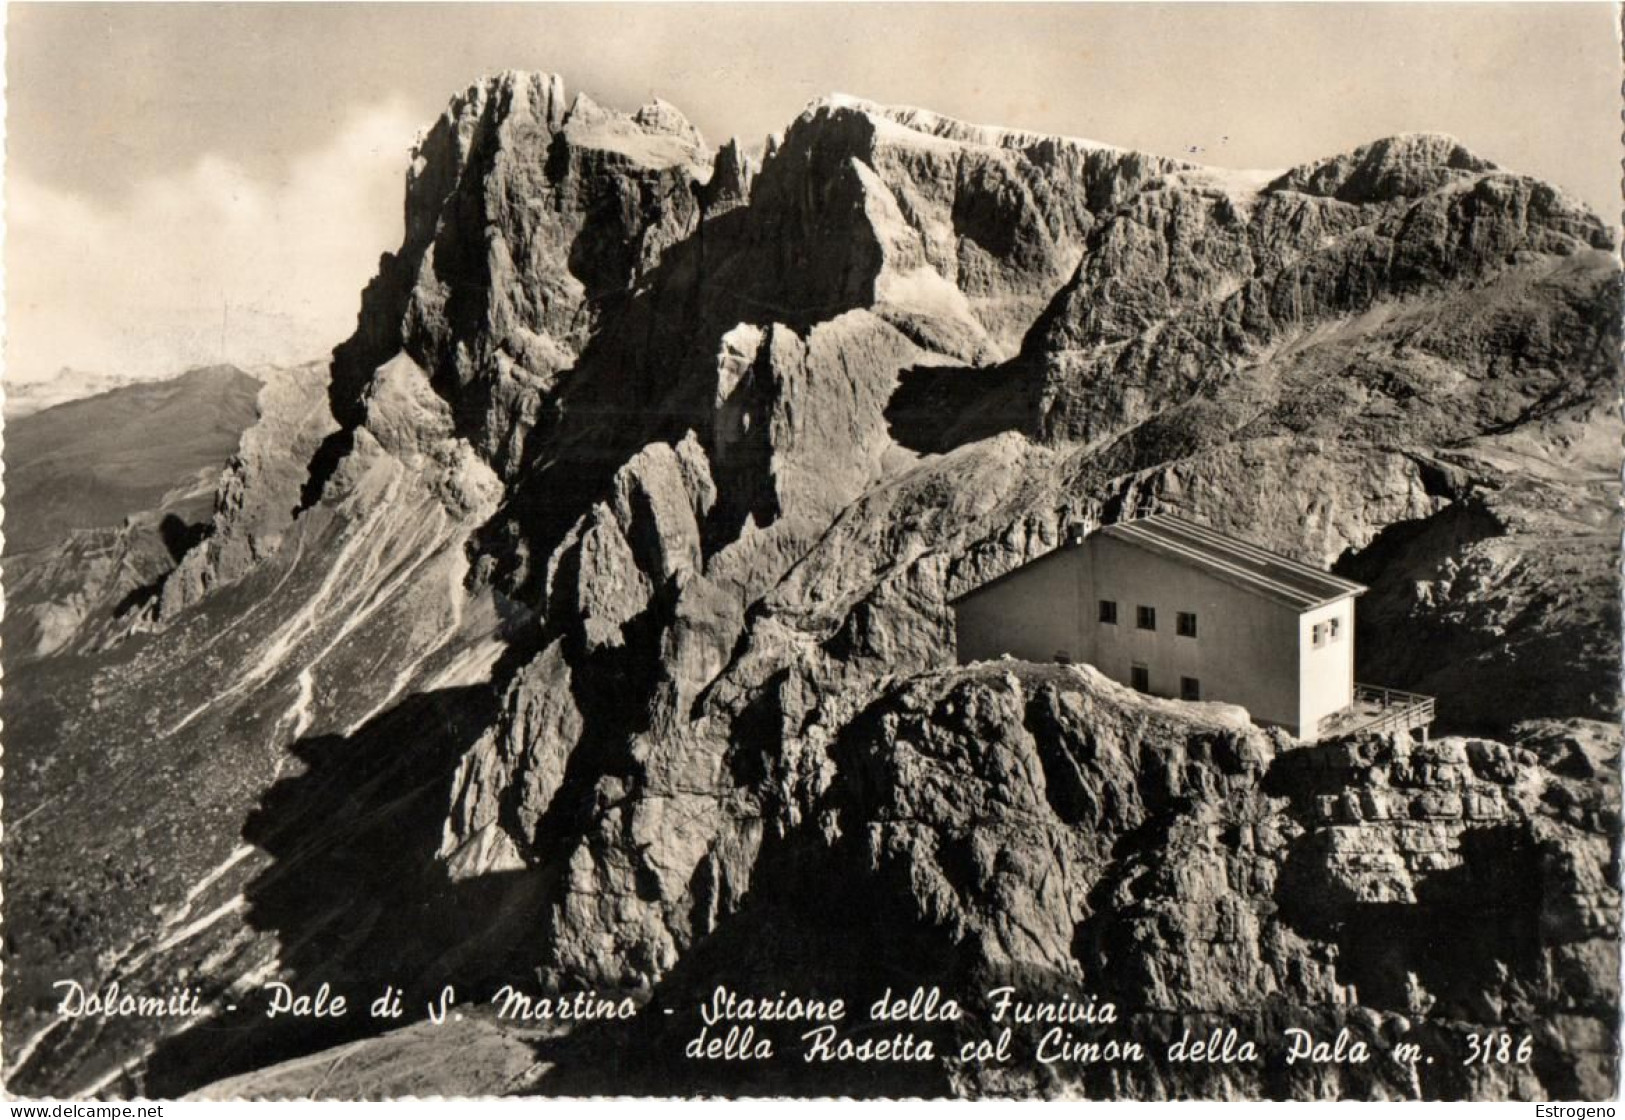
(3, 364), (263, 556)
(4, 369), (139, 418)
(0, 364), (298, 665)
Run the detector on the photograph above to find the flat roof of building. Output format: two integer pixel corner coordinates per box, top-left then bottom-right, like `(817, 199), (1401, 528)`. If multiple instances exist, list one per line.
(1099, 514), (1366, 610)
(950, 513), (1366, 611)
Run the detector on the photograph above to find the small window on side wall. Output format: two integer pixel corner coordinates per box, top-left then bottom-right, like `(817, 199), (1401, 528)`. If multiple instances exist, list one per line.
(1180, 676), (1200, 701)
(1328, 616), (1342, 641)
(1131, 663), (1150, 693)
(1099, 599), (1118, 625)
(1136, 605), (1156, 631)
(1176, 611), (1197, 638)
(1312, 622), (1327, 649)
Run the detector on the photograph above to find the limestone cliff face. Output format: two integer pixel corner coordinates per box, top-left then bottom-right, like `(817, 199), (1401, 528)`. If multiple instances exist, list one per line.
(8, 77), (1618, 1101)
(733, 98), (1182, 359)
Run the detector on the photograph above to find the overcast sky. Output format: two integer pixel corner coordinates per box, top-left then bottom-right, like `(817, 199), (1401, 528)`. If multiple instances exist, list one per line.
(6, 3), (1620, 386)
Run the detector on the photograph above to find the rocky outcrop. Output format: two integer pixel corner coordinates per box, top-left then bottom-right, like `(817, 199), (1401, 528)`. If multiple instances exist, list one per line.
(2, 365), (271, 661)
(1338, 456), (1622, 730)
(2, 521), (179, 659)
(1, 343), (511, 1098)
(404, 92), (1202, 992)
(156, 363), (339, 615)
(755, 97), (1181, 357)
(816, 664), (1619, 1099)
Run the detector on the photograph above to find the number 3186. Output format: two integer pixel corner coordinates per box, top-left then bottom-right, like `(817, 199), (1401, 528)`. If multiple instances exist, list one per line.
(1464, 1033), (1532, 1064)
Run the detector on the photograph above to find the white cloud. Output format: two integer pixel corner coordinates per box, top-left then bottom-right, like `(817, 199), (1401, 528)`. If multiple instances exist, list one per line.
(5, 98), (420, 385)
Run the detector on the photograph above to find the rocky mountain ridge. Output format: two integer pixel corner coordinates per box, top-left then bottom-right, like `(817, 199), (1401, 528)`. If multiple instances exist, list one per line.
(3, 72), (1617, 1100)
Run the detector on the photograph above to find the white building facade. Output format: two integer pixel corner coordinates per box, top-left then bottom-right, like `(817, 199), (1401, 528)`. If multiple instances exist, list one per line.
(952, 515), (1366, 738)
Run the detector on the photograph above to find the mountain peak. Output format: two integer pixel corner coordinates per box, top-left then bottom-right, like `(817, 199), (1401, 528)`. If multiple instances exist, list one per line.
(443, 69), (570, 132)
(632, 97), (701, 140)
(1269, 131), (1499, 203)
(430, 73), (707, 166)
(332, 71), (712, 456)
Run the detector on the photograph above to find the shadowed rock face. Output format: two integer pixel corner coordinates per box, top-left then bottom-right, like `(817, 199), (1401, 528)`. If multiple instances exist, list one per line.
(3, 75), (1617, 1100)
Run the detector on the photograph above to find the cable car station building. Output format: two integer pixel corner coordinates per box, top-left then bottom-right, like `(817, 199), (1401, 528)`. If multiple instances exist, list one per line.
(950, 514), (1433, 740)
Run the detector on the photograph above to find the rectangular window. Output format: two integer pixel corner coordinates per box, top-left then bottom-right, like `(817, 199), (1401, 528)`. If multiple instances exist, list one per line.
(1131, 663), (1150, 693)
(1176, 611), (1198, 638)
(1328, 616), (1342, 641)
(1136, 605), (1156, 631)
(1098, 599), (1118, 625)
(1312, 622), (1327, 649)
(1180, 676), (1201, 701)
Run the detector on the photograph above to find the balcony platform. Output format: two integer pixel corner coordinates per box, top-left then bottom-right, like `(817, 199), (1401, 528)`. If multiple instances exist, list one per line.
(1316, 684), (1436, 741)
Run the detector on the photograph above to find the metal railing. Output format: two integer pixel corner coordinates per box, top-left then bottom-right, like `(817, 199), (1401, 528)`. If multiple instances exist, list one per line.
(1063, 492), (1161, 545)
(1338, 683), (1436, 737)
